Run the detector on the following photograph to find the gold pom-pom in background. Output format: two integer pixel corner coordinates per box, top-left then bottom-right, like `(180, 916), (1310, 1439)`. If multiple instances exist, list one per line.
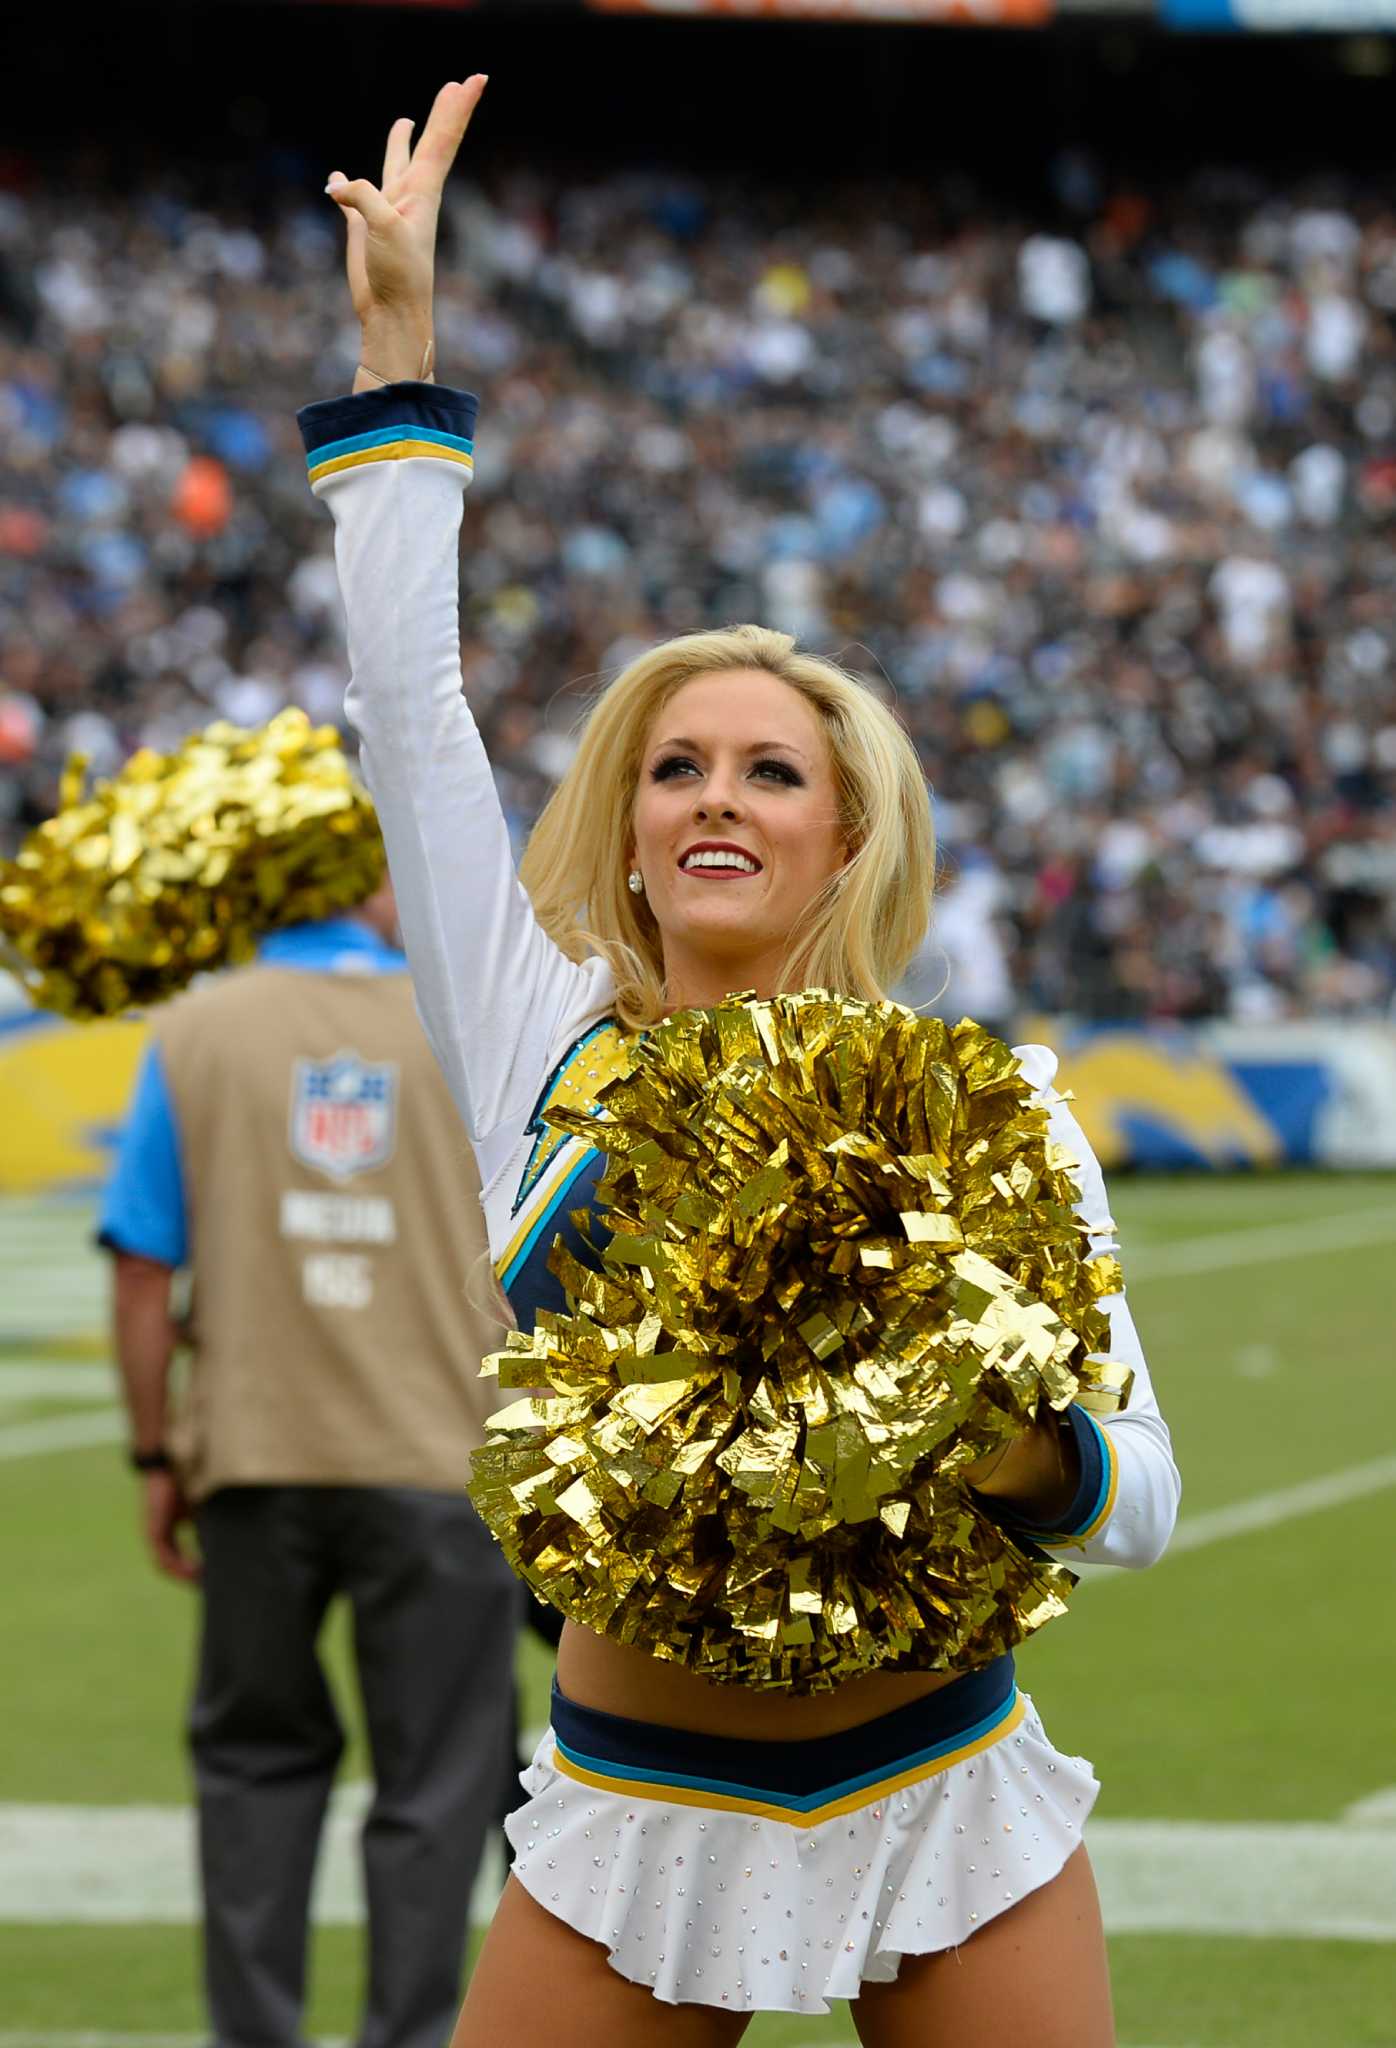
(469, 993), (1131, 1692)
(0, 709), (384, 1019)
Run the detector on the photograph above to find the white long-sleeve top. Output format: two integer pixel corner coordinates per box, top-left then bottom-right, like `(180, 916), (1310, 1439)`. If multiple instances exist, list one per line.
(301, 380), (1180, 1572)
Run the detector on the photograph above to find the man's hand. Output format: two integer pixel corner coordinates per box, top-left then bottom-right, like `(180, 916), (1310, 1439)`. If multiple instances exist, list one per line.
(143, 1469), (201, 1585)
(326, 76), (488, 383)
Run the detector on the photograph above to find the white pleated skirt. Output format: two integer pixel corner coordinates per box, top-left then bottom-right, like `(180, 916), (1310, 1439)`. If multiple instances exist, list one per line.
(504, 1662), (1099, 2016)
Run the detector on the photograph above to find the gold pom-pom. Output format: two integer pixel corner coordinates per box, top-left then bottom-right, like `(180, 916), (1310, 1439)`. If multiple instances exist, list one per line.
(469, 993), (1131, 1692)
(0, 709), (384, 1019)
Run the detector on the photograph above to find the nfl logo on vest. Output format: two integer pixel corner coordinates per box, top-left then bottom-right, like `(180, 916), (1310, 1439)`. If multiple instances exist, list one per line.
(289, 1051), (399, 1181)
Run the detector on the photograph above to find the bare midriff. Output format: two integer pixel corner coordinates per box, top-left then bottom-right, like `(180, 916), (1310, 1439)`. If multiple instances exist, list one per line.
(555, 1620), (962, 1742)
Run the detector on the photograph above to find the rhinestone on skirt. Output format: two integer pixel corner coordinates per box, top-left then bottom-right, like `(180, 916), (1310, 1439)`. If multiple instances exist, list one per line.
(504, 1692), (1098, 2017)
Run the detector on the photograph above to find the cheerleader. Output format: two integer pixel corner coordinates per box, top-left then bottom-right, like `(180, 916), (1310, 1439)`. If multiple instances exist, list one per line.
(312, 80), (1179, 2048)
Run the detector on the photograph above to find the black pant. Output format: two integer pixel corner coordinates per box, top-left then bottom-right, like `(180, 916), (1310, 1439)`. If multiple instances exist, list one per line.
(191, 1485), (522, 2048)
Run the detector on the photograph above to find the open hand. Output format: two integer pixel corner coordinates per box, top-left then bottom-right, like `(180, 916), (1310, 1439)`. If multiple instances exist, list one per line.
(326, 76), (488, 380)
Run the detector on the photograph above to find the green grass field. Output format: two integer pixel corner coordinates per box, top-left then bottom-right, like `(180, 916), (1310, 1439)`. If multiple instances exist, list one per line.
(2, 1174), (1394, 2048)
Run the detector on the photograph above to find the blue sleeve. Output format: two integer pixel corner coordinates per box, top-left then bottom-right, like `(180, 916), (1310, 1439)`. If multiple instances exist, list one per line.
(97, 1045), (189, 1267)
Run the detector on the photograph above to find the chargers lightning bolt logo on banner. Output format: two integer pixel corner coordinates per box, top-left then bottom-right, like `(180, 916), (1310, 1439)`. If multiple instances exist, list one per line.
(289, 1052), (399, 1181)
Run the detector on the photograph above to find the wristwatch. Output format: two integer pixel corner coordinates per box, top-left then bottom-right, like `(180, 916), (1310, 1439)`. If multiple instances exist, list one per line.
(129, 1446), (174, 1473)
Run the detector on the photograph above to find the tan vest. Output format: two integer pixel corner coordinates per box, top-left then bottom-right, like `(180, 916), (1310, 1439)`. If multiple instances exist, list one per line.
(153, 962), (507, 1501)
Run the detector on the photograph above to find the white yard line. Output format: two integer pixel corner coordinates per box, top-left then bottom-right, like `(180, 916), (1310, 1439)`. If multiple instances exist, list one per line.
(1, 1804), (1391, 1943)
(0, 1797), (503, 1932)
(0, 2039), (239, 2048)
(1093, 1821), (1396, 1941)
(1075, 1451), (1396, 1588)
(1124, 1205), (1396, 1281)
(0, 2038), (261, 2048)
(1, 1289), (104, 1316)
(0, 1314), (106, 1343)
(1343, 1785), (1396, 1828)
(0, 1411), (125, 1462)
(0, 1365), (114, 1399)
(1165, 1455), (1396, 1557)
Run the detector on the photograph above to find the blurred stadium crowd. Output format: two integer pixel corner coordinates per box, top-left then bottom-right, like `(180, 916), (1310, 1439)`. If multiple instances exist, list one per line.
(3, 164), (1395, 1022)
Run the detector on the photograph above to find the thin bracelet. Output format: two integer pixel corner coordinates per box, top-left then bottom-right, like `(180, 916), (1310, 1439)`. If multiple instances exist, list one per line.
(357, 338), (435, 387)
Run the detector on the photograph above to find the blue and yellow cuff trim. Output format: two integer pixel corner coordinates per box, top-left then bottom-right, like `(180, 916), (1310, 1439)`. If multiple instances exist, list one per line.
(1027, 1406), (1118, 1549)
(305, 424), (474, 487)
(297, 382), (479, 491)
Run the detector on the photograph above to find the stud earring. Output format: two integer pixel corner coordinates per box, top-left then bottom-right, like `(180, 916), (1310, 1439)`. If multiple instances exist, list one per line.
(627, 870), (645, 895)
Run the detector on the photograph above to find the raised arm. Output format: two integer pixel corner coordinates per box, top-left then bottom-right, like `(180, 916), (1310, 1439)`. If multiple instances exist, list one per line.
(303, 82), (610, 1162)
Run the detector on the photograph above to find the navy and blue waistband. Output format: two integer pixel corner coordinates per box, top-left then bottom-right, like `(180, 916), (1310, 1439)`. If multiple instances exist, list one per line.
(547, 1655), (1021, 1826)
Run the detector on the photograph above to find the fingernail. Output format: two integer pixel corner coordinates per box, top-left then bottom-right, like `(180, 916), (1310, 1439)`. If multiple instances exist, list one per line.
(325, 173), (345, 193)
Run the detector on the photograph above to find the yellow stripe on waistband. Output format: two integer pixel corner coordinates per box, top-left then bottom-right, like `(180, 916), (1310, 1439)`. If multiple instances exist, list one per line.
(551, 1691), (1026, 1828)
(308, 440), (476, 484)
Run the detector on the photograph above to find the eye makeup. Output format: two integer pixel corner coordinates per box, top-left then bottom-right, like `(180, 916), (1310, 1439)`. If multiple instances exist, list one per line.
(649, 753), (805, 787)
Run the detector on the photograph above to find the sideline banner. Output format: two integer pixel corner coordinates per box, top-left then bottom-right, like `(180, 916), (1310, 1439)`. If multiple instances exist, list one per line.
(1163, 0), (1396, 25)
(588, 1), (1054, 20)
(0, 986), (145, 1197)
(1033, 1019), (1396, 1172)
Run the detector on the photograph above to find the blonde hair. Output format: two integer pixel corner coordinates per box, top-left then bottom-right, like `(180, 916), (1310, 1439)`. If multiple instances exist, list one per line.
(518, 625), (935, 1031)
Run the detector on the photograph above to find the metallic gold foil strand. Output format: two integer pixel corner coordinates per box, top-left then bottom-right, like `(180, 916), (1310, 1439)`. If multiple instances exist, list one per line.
(467, 993), (1126, 1691)
(0, 709), (384, 1019)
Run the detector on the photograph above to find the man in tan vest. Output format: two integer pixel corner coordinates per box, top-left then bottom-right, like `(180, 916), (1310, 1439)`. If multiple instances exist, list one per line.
(100, 878), (520, 2048)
